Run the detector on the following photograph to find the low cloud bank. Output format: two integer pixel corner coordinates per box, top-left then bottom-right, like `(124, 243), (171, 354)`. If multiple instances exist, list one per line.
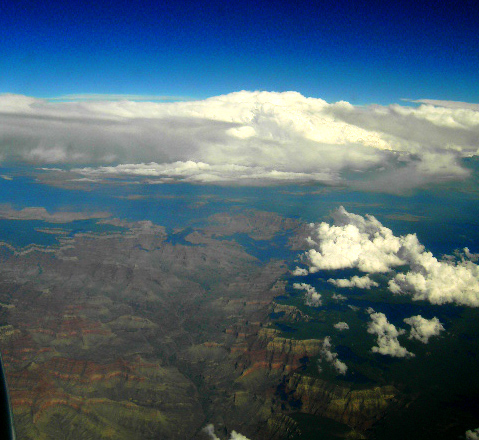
(1, 91), (477, 190)
(298, 206), (479, 307)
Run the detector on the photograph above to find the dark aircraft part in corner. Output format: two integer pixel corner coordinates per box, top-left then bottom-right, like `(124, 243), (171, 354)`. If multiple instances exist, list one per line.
(0, 352), (15, 439)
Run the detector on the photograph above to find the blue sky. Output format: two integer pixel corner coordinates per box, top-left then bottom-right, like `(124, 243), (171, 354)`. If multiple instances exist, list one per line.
(1, 0), (478, 104)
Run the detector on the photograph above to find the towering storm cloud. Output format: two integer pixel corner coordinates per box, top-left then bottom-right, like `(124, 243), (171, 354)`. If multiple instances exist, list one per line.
(1, 92), (477, 190)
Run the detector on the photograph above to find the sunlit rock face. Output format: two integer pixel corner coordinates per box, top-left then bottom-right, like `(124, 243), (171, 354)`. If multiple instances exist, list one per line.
(284, 374), (399, 431)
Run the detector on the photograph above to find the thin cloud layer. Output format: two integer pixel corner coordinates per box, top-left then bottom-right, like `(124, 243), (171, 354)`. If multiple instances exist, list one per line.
(1, 91), (477, 190)
(403, 315), (444, 343)
(367, 312), (414, 358)
(299, 207), (479, 307)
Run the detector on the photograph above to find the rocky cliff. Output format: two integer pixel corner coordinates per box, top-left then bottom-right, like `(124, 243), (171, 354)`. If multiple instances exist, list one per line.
(283, 373), (399, 432)
(7, 354), (204, 440)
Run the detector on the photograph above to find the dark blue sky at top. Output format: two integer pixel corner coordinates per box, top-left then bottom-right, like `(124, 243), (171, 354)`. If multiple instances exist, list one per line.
(0, 0), (478, 104)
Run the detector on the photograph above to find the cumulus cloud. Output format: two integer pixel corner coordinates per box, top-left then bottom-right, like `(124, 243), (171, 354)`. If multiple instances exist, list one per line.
(293, 282), (322, 306)
(203, 424), (220, 440)
(462, 248), (479, 262)
(302, 206), (406, 273)
(388, 252), (479, 307)
(318, 336), (348, 375)
(367, 312), (414, 358)
(326, 101), (479, 192)
(332, 293), (347, 301)
(334, 322), (349, 331)
(328, 275), (379, 289)
(291, 266), (308, 276)
(300, 206), (479, 307)
(0, 91), (477, 189)
(403, 315), (445, 343)
(203, 424), (251, 440)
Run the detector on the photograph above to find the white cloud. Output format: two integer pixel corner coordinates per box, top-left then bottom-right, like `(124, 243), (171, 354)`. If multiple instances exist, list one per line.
(328, 275), (379, 289)
(73, 161), (335, 184)
(463, 247), (479, 262)
(203, 424), (220, 440)
(367, 312), (414, 358)
(301, 207), (479, 307)
(403, 315), (445, 343)
(388, 251), (479, 307)
(293, 282), (322, 306)
(203, 424), (251, 440)
(229, 432), (251, 440)
(331, 293), (347, 301)
(291, 266), (308, 276)
(318, 336), (347, 375)
(403, 99), (479, 112)
(0, 91), (477, 189)
(334, 322), (349, 331)
(466, 428), (479, 440)
(390, 102), (479, 129)
(302, 206), (406, 273)
(331, 99), (479, 154)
